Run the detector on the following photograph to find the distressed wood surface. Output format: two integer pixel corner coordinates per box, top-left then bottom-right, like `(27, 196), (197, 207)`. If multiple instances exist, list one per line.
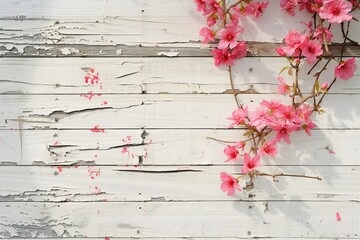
(1, 202), (359, 238)
(0, 58), (359, 94)
(1, 94), (359, 130)
(0, 129), (358, 166)
(0, 166), (358, 202)
(0, 0), (359, 239)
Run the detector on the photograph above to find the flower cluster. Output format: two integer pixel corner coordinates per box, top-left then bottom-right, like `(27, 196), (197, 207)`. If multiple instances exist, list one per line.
(195, 0), (269, 66)
(195, 0), (358, 197)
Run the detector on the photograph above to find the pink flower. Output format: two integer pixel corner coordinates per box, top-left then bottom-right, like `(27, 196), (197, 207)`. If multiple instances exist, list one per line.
(302, 120), (316, 136)
(227, 107), (248, 127)
(282, 30), (307, 56)
(313, 26), (334, 43)
(301, 39), (323, 63)
(224, 145), (240, 162)
(242, 153), (261, 173)
(271, 123), (298, 144)
(280, 0), (299, 16)
(260, 100), (282, 113)
(199, 27), (215, 44)
(275, 105), (302, 125)
(334, 58), (357, 80)
(220, 172), (242, 196)
(319, 0), (352, 23)
(207, 15), (217, 27)
(277, 76), (291, 94)
(194, 0), (207, 13)
(249, 107), (272, 130)
(234, 141), (246, 151)
(321, 82), (329, 91)
(259, 140), (278, 158)
(211, 48), (235, 67)
(204, 0), (224, 17)
(231, 41), (248, 59)
(245, 0), (269, 17)
(218, 25), (244, 49)
(297, 104), (313, 121)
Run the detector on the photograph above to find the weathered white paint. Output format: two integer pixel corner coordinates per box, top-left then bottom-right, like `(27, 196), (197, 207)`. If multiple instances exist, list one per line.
(0, 201), (359, 238)
(0, 0), (358, 46)
(0, 166), (358, 202)
(0, 129), (358, 166)
(0, 94), (359, 130)
(0, 0), (359, 239)
(0, 58), (359, 94)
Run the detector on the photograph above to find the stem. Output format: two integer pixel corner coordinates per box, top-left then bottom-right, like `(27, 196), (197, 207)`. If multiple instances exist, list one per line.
(255, 172), (322, 181)
(228, 65), (240, 108)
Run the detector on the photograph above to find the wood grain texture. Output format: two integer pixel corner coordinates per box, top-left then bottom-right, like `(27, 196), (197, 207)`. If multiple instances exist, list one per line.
(0, 0), (359, 239)
(0, 57), (359, 94)
(0, 129), (358, 166)
(0, 202), (359, 238)
(0, 94), (359, 130)
(0, 0), (359, 57)
(0, 166), (358, 202)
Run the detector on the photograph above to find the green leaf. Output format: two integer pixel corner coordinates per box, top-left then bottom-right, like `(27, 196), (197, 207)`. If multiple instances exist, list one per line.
(243, 130), (253, 137)
(315, 79), (320, 93)
(279, 66), (290, 75)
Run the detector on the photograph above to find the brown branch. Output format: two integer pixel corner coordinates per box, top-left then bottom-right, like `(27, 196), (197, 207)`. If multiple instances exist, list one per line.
(255, 172), (322, 181)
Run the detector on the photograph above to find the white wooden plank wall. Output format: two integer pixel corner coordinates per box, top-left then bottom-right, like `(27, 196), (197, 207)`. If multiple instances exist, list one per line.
(0, 0), (359, 239)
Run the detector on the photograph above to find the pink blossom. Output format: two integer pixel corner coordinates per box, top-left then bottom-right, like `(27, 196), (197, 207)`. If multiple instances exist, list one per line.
(242, 153), (261, 173)
(297, 104), (313, 121)
(277, 76), (291, 94)
(334, 58), (357, 80)
(199, 27), (215, 44)
(280, 0), (299, 16)
(207, 15), (217, 27)
(259, 140), (278, 158)
(249, 107), (272, 130)
(227, 106), (248, 127)
(220, 172), (242, 196)
(218, 25), (244, 49)
(231, 41), (248, 59)
(275, 105), (302, 124)
(271, 123), (298, 144)
(230, 6), (242, 25)
(194, 0), (207, 13)
(204, 0), (225, 19)
(211, 48), (235, 67)
(282, 30), (307, 56)
(224, 145), (240, 162)
(301, 39), (323, 63)
(321, 82), (329, 91)
(319, 0), (352, 23)
(302, 120), (316, 136)
(260, 100), (282, 113)
(245, 1), (269, 17)
(313, 26), (334, 43)
(234, 141), (246, 151)
(276, 46), (287, 56)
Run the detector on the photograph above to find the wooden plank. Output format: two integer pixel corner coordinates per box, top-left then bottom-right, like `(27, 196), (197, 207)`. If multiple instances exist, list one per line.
(2, 239), (357, 240)
(0, 166), (358, 202)
(0, 43), (358, 57)
(0, 0), (358, 46)
(0, 129), (358, 166)
(0, 201), (359, 238)
(0, 94), (359, 130)
(0, 57), (359, 94)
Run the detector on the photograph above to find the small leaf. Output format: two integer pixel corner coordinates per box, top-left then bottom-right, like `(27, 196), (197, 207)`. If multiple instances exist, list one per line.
(243, 130), (253, 137)
(279, 66), (290, 75)
(315, 79), (320, 93)
(288, 67), (293, 76)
